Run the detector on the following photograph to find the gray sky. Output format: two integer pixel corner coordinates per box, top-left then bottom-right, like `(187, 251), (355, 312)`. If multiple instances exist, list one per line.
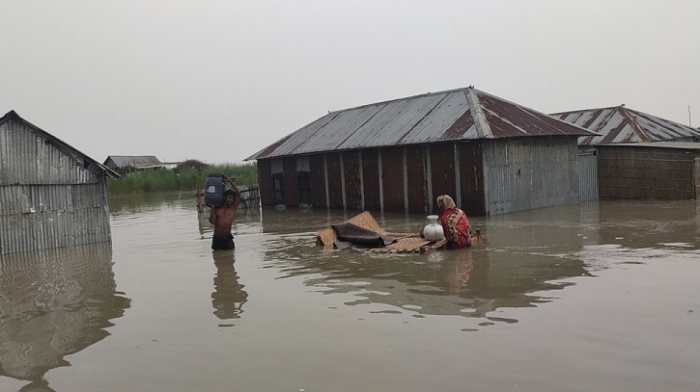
(2, 0), (699, 164)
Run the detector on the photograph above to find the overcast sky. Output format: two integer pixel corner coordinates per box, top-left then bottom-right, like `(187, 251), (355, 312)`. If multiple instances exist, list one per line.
(2, 1), (699, 164)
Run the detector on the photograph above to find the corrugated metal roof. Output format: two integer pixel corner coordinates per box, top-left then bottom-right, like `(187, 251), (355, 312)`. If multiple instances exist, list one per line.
(599, 141), (700, 150)
(0, 111), (120, 178)
(104, 155), (163, 168)
(246, 87), (596, 160)
(551, 105), (700, 146)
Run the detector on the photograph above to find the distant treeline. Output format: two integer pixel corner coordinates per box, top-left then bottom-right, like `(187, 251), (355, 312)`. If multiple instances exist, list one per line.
(107, 163), (258, 194)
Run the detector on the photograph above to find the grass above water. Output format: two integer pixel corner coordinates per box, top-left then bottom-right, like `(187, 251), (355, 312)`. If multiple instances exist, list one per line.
(107, 163), (258, 194)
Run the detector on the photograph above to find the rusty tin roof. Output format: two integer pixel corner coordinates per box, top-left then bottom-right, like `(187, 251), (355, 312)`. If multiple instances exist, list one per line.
(247, 87), (595, 160)
(551, 105), (700, 145)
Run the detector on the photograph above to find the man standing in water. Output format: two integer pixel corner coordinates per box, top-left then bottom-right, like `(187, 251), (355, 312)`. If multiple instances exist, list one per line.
(207, 175), (241, 250)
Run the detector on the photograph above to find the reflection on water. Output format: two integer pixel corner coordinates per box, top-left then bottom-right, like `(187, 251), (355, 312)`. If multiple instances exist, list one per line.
(0, 244), (130, 391)
(211, 251), (248, 320)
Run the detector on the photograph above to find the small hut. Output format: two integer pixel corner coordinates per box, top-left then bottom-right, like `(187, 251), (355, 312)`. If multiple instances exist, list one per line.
(103, 155), (164, 175)
(0, 110), (119, 255)
(246, 87), (597, 216)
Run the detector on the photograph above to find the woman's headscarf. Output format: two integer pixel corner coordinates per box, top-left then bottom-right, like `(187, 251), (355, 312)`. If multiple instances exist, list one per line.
(437, 194), (456, 212)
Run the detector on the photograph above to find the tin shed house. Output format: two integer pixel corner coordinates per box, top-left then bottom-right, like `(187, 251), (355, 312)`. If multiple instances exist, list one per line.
(0, 110), (119, 255)
(246, 87), (597, 216)
(103, 155), (164, 175)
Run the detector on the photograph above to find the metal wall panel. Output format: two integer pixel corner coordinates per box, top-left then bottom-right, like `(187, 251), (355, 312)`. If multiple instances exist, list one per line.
(429, 144), (457, 215)
(380, 147), (405, 212)
(405, 145), (426, 213)
(458, 142), (486, 216)
(257, 160), (274, 206)
(0, 121), (96, 185)
(483, 137), (580, 216)
(0, 181), (111, 255)
(283, 157), (299, 207)
(1, 205), (111, 255)
(577, 150), (599, 201)
(362, 149), (381, 211)
(342, 151), (362, 210)
(326, 154), (344, 209)
(310, 154), (326, 208)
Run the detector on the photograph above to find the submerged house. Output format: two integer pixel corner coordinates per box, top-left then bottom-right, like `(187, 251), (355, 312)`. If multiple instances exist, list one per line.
(103, 155), (164, 174)
(246, 87), (597, 216)
(552, 106), (700, 199)
(0, 110), (119, 255)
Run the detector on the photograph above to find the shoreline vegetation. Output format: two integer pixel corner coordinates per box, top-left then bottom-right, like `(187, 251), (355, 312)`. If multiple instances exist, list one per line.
(106, 162), (258, 194)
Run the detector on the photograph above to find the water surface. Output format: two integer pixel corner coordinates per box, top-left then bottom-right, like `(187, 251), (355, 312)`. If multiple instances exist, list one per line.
(1, 194), (699, 391)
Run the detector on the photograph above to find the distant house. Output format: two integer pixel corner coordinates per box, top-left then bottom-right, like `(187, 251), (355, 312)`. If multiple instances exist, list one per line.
(103, 155), (164, 174)
(246, 87), (597, 216)
(551, 105), (700, 145)
(0, 110), (119, 255)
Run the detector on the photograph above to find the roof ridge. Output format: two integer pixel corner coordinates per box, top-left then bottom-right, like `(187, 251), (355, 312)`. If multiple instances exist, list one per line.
(330, 86), (476, 114)
(465, 88), (493, 138)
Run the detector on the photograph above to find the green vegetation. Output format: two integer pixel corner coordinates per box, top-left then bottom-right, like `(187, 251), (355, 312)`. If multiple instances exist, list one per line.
(107, 162), (258, 194)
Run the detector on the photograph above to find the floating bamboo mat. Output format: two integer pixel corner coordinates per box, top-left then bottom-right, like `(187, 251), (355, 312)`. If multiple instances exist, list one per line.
(316, 211), (445, 253)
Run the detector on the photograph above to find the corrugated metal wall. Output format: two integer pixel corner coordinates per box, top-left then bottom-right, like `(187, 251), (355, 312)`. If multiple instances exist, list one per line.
(429, 144), (457, 215)
(695, 154), (700, 199)
(380, 147), (405, 212)
(258, 159), (273, 206)
(0, 120), (113, 255)
(342, 151), (363, 210)
(0, 121), (96, 185)
(458, 142), (486, 216)
(0, 183), (110, 254)
(326, 154), (344, 209)
(597, 146), (696, 199)
(577, 149), (599, 201)
(283, 157), (298, 207)
(405, 146), (427, 213)
(362, 150), (381, 211)
(310, 154), (326, 208)
(483, 137), (580, 216)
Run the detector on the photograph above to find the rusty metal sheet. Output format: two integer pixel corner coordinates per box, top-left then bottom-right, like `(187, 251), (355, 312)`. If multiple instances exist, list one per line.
(309, 154), (326, 208)
(405, 145), (426, 213)
(552, 106), (700, 145)
(361, 150), (381, 211)
(257, 160), (274, 206)
(380, 147), (405, 212)
(246, 87), (594, 161)
(458, 142), (486, 216)
(283, 158), (298, 207)
(429, 144), (457, 215)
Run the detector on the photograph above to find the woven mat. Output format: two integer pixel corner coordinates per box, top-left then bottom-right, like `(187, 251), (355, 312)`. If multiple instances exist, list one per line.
(316, 211), (444, 253)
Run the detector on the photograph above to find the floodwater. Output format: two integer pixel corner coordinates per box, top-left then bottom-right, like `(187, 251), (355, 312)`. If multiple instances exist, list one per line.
(1, 194), (700, 392)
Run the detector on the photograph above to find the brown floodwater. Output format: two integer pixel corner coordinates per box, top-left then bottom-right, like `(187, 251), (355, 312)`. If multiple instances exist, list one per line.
(1, 193), (699, 391)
